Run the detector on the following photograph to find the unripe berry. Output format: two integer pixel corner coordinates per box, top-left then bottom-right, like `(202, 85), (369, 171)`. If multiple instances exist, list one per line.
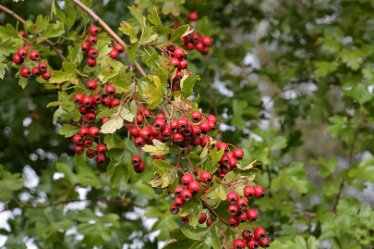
(191, 111), (202, 122)
(109, 49), (119, 59)
(228, 204), (239, 215)
(181, 173), (194, 186)
(199, 171), (212, 183)
(173, 47), (185, 60)
(233, 238), (246, 249)
(114, 43), (125, 52)
(174, 185), (185, 197)
(254, 185), (265, 198)
(20, 67), (31, 78)
(96, 144), (107, 153)
(29, 50), (40, 61)
(96, 153), (106, 163)
(13, 54), (23, 64)
(73, 144), (84, 154)
(86, 148), (96, 158)
(42, 71), (52, 80)
(87, 35), (97, 45)
(198, 213), (207, 224)
(172, 132), (184, 143)
(105, 84), (116, 95)
(253, 228), (267, 239)
(227, 191), (239, 205)
(86, 57), (96, 67)
(257, 237), (269, 248)
(81, 41), (91, 52)
(134, 137), (145, 147)
(31, 67), (41, 77)
(169, 204), (179, 215)
(188, 181), (200, 194)
(188, 11), (199, 21)
(181, 189), (192, 201)
(38, 62), (48, 73)
(88, 126), (100, 137)
(89, 25), (100, 36)
(174, 197), (184, 208)
(88, 48), (98, 58)
(244, 186), (256, 198)
(17, 47), (28, 58)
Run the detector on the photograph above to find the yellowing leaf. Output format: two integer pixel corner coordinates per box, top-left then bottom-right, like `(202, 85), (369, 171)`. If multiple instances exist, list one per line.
(100, 117), (123, 134)
(142, 139), (169, 155)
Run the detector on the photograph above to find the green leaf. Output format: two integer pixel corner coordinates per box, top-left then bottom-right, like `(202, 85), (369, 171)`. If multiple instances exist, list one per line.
(314, 61), (338, 78)
(100, 117), (123, 134)
(128, 6), (146, 29)
(181, 227), (209, 241)
(118, 107), (134, 122)
(143, 75), (165, 109)
(119, 21), (138, 44)
(180, 74), (200, 97)
(59, 124), (80, 138)
(142, 140), (169, 155)
(148, 7), (162, 26)
(0, 165), (23, 201)
(312, 157), (337, 177)
(18, 77), (28, 89)
(172, 25), (190, 42)
(270, 136), (287, 151)
(339, 49), (366, 71)
(152, 159), (174, 170)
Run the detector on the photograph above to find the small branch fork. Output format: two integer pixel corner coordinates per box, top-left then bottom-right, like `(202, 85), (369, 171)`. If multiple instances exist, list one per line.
(0, 4), (65, 61)
(72, 0), (147, 77)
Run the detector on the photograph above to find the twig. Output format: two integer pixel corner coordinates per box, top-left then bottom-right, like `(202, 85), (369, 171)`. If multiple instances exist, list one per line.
(72, 0), (147, 77)
(202, 200), (229, 226)
(0, 4), (65, 61)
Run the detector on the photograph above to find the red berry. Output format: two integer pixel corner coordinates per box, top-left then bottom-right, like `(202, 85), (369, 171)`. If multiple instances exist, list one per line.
(227, 192), (239, 205)
(134, 162), (145, 173)
(105, 84), (116, 94)
(185, 42), (194, 50)
(17, 47), (28, 58)
(170, 120), (178, 132)
(188, 181), (200, 194)
(257, 237), (269, 248)
(233, 148), (244, 160)
(86, 148), (96, 158)
(178, 59), (188, 69)
(254, 228), (267, 239)
(195, 42), (204, 52)
(201, 46), (209, 55)
(92, 93), (102, 104)
(247, 239), (259, 249)
(238, 212), (248, 223)
(129, 127), (140, 137)
(254, 185), (265, 198)
(79, 106), (88, 114)
(181, 173), (194, 186)
(96, 144), (107, 153)
(199, 171), (212, 183)
(73, 144), (84, 154)
(237, 198), (248, 209)
(174, 197), (184, 208)
(89, 25), (100, 36)
(169, 204), (179, 215)
(102, 117), (110, 124)
(206, 114), (217, 124)
(84, 112), (96, 123)
(31, 67), (40, 77)
(247, 209), (258, 221)
(181, 189), (192, 201)
(109, 49), (119, 59)
(200, 135), (210, 147)
(172, 132), (184, 143)
(82, 96), (93, 107)
(136, 113), (143, 124)
(134, 137), (145, 147)
(191, 125), (202, 136)
(217, 142), (229, 151)
(86, 57), (96, 67)
(191, 111), (202, 122)
(79, 126), (89, 136)
(173, 47), (186, 60)
(13, 54), (23, 64)
(139, 127), (151, 140)
(174, 185), (185, 197)
(18, 30), (26, 37)
(228, 204), (239, 215)
(88, 126), (100, 137)
(88, 48), (98, 58)
(87, 35), (97, 45)
(169, 57), (179, 66)
(38, 62), (48, 73)
(229, 216), (238, 226)
(200, 121), (211, 133)
(233, 238), (246, 249)
(131, 155), (142, 167)
(244, 186), (255, 198)
(81, 42), (91, 52)
(206, 217), (212, 226)
(154, 118), (166, 131)
(109, 98), (120, 108)
(42, 71), (52, 80)
(162, 127), (172, 140)
(188, 11), (199, 21)
(177, 118), (189, 130)
(102, 97), (111, 107)
(229, 157), (238, 168)
(198, 213), (207, 224)
(114, 43), (125, 52)
(29, 50), (40, 61)
(96, 153), (106, 163)
(242, 230), (252, 240)
(20, 67), (31, 78)
(201, 36), (213, 47)
(83, 139), (93, 147)
(72, 134), (83, 144)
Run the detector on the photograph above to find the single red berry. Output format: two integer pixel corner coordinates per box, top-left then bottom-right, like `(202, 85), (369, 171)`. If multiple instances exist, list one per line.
(79, 106), (88, 115)
(29, 50), (40, 61)
(174, 197), (185, 208)
(257, 237), (269, 248)
(18, 30), (26, 37)
(233, 148), (244, 160)
(84, 112), (96, 123)
(191, 111), (202, 122)
(254, 228), (267, 239)
(195, 42), (204, 52)
(247, 239), (259, 249)
(102, 97), (111, 107)
(96, 144), (107, 153)
(172, 132), (184, 143)
(199, 171), (212, 183)
(206, 217), (212, 226)
(136, 113), (143, 124)
(79, 126), (89, 136)
(134, 162), (145, 173)
(149, 125), (159, 136)
(254, 185), (265, 198)
(86, 57), (96, 67)
(238, 212), (248, 223)
(174, 185), (185, 197)
(81, 42), (91, 53)
(102, 117), (110, 124)
(201, 46), (209, 55)
(72, 133), (83, 144)
(42, 71), (52, 80)
(169, 204), (179, 215)
(178, 59), (188, 69)
(92, 93), (102, 104)
(229, 157), (238, 168)
(13, 54), (23, 64)
(109, 98), (120, 108)
(177, 118), (189, 130)
(86, 148), (96, 158)
(105, 84), (116, 95)
(227, 191), (239, 205)
(131, 155), (142, 167)
(129, 127), (140, 137)
(200, 135), (210, 147)
(83, 139), (93, 147)
(162, 127), (172, 140)
(201, 36), (213, 47)
(228, 204), (239, 215)
(244, 186), (255, 198)
(109, 49), (119, 59)
(170, 120), (178, 132)
(192, 137), (201, 146)
(191, 33), (200, 44)
(233, 238), (246, 249)
(237, 198), (248, 209)
(154, 118), (166, 131)
(247, 209), (258, 221)
(206, 114), (217, 124)
(17, 47), (28, 58)
(114, 43), (125, 52)
(181, 173), (194, 186)
(180, 216), (189, 222)
(169, 57), (179, 66)
(20, 67), (31, 78)
(87, 35), (97, 45)
(200, 121), (211, 134)
(229, 216), (238, 226)
(181, 189), (192, 201)
(242, 230), (252, 241)
(73, 144), (84, 154)
(188, 181), (200, 194)
(38, 62), (48, 73)
(188, 11), (199, 21)
(88, 126), (100, 137)
(217, 142), (229, 151)
(185, 42), (194, 50)
(31, 67), (40, 77)
(198, 213), (207, 224)
(82, 96), (93, 107)
(173, 47), (186, 60)
(139, 127), (151, 140)
(96, 153), (106, 163)
(134, 137), (145, 147)
(89, 25), (100, 36)
(88, 48), (98, 59)
(191, 125), (202, 136)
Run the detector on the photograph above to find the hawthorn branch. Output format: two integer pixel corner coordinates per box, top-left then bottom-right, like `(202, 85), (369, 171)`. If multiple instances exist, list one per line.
(0, 4), (65, 61)
(202, 200), (229, 226)
(72, 0), (147, 77)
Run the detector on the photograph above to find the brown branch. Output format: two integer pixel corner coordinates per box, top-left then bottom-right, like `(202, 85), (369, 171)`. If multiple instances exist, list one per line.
(0, 4), (65, 61)
(202, 200), (229, 226)
(72, 0), (147, 77)
(332, 126), (360, 213)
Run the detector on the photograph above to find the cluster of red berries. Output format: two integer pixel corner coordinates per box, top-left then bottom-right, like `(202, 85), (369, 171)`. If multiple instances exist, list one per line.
(167, 46), (191, 91)
(81, 25), (101, 67)
(226, 186), (270, 248)
(71, 81), (121, 162)
(182, 11), (213, 55)
(13, 42), (52, 80)
(108, 43), (125, 60)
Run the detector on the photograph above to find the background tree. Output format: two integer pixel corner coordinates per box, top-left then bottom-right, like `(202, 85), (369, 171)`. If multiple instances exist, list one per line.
(0, 0), (373, 249)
